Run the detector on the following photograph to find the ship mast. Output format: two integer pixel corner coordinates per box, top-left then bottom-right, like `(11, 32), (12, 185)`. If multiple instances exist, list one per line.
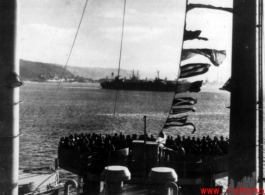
(229, 0), (257, 189)
(0, 0), (19, 194)
(257, 0), (263, 189)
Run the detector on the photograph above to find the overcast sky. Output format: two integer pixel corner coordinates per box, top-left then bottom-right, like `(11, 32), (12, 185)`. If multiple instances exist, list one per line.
(20, 0), (233, 81)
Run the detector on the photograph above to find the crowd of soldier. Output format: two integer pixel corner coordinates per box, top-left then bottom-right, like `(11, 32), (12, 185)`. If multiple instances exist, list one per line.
(58, 133), (229, 157)
(165, 135), (229, 156)
(58, 133), (156, 154)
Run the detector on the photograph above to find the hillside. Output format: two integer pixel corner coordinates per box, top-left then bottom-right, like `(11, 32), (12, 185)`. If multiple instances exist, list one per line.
(20, 60), (130, 81)
(66, 66), (128, 80)
(20, 60), (74, 80)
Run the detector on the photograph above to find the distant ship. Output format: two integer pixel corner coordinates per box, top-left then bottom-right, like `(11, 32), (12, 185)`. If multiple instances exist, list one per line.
(101, 77), (177, 92)
(37, 73), (60, 82)
(100, 71), (203, 92)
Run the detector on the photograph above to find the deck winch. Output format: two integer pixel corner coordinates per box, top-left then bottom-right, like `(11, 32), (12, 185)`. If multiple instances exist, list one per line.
(101, 165), (131, 193)
(57, 132), (229, 194)
(149, 167), (178, 195)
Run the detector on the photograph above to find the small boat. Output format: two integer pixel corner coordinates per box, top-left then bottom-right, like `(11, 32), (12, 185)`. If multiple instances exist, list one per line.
(18, 167), (62, 195)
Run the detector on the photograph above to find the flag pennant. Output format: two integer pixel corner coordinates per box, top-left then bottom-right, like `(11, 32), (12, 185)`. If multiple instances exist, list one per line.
(184, 29), (208, 41)
(179, 63), (210, 79)
(181, 49), (226, 66)
(176, 80), (203, 93)
(172, 97), (197, 106)
(171, 107), (196, 115)
(219, 78), (232, 92)
(189, 81), (203, 92)
(187, 4), (233, 13)
(166, 115), (188, 123)
(163, 122), (196, 134)
(168, 113), (188, 119)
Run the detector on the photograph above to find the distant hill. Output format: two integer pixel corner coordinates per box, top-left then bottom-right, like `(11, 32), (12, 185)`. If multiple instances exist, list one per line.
(66, 66), (128, 80)
(20, 59), (74, 80)
(20, 59), (130, 81)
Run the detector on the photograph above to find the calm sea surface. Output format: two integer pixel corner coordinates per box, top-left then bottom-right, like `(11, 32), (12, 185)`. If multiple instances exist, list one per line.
(19, 82), (230, 181)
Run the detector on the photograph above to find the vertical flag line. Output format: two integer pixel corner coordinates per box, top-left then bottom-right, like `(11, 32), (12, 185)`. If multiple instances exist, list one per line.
(105, 0), (127, 192)
(113, 0), (127, 117)
(157, 0), (188, 138)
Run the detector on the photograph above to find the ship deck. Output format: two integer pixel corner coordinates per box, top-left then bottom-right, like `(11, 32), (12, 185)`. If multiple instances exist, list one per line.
(58, 140), (228, 195)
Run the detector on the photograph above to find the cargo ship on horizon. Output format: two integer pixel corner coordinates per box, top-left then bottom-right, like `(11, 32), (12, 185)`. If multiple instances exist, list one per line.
(100, 70), (203, 92)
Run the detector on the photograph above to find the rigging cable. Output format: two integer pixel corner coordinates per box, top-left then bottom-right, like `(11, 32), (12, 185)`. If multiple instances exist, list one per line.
(113, 0), (127, 117)
(258, 0), (263, 189)
(23, 0), (89, 168)
(103, 0), (127, 193)
(21, 0), (89, 125)
(52, 0), (89, 99)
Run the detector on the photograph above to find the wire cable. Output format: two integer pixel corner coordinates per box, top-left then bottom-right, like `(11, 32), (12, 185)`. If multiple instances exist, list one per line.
(52, 0), (89, 100)
(103, 0), (127, 193)
(22, 0), (89, 170)
(113, 0), (127, 117)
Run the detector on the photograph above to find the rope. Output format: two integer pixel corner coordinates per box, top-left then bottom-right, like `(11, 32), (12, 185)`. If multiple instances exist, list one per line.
(0, 133), (23, 139)
(257, 0), (263, 189)
(51, 0), (89, 100)
(113, 0), (127, 117)
(23, 0), (89, 169)
(104, 0), (127, 192)
(20, 0), (89, 130)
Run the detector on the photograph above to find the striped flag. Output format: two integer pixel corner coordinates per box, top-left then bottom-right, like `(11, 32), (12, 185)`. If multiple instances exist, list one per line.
(163, 122), (196, 134)
(171, 107), (196, 115)
(179, 63), (210, 79)
(172, 97), (197, 106)
(189, 81), (203, 92)
(181, 49), (226, 66)
(184, 29), (208, 41)
(168, 113), (188, 119)
(219, 78), (232, 92)
(187, 4), (233, 13)
(175, 81), (203, 94)
(176, 80), (203, 93)
(166, 115), (188, 123)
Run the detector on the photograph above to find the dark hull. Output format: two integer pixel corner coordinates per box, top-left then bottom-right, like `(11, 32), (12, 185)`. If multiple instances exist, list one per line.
(101, 80), (203, 93)
(100, 80), (176, 92)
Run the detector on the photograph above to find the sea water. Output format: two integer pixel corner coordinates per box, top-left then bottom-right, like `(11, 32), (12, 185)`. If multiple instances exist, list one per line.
(20, 82), (230, 183)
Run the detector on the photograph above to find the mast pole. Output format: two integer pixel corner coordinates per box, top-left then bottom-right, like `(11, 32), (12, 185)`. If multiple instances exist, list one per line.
(143, 116), (147, 177)
(228, 0), (257, 190)
(258, 0), (263, 189)
(228, 0), (257, 189)
(0, 0), (19, 194)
